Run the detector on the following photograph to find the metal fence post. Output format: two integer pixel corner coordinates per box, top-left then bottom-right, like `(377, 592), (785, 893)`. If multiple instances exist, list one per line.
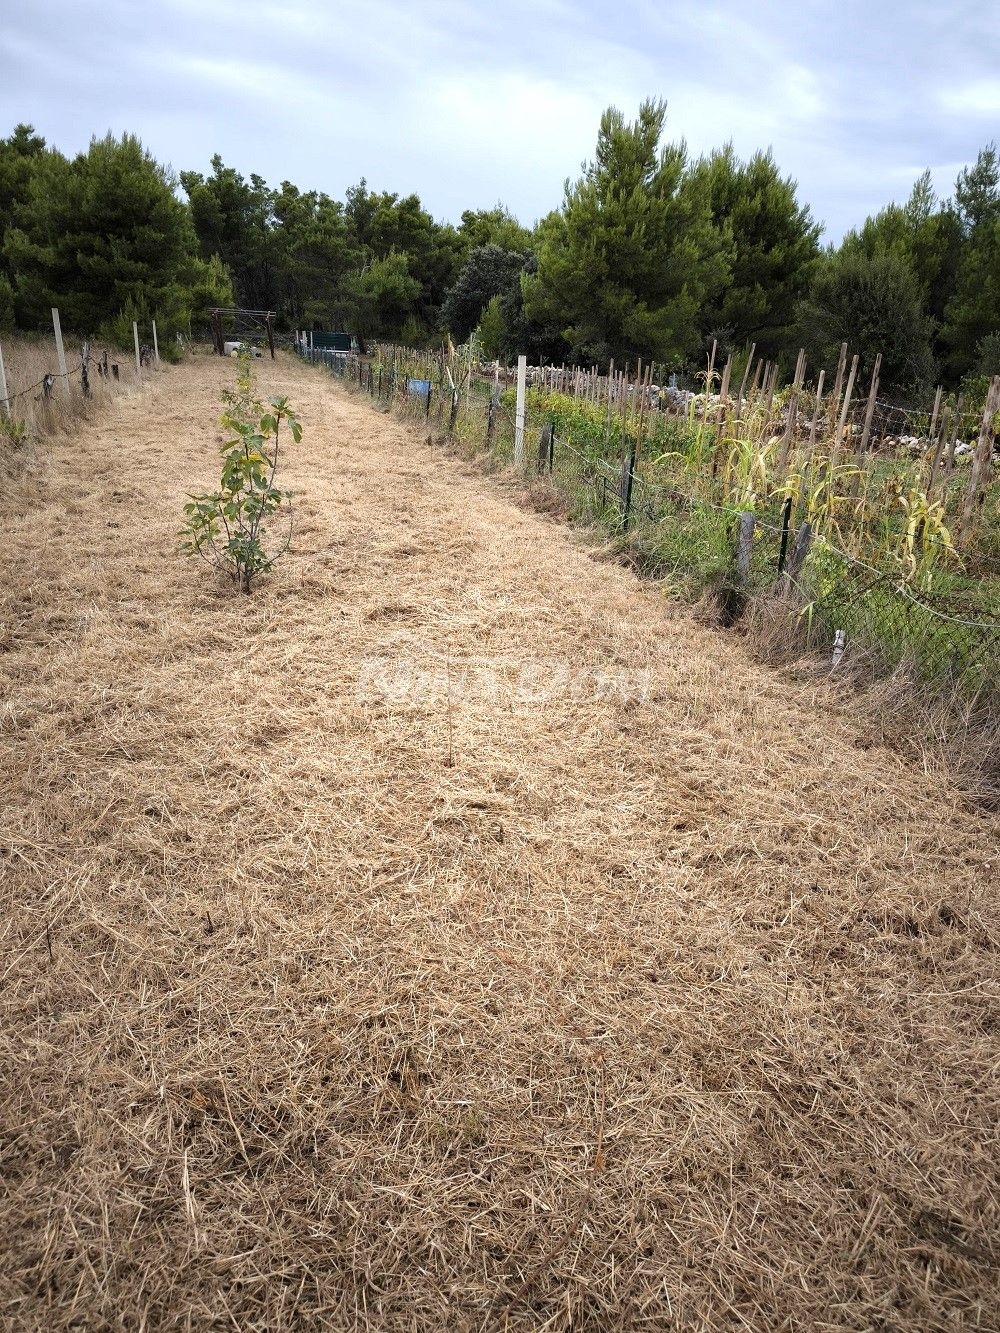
(621, 449), (636, 531)
(736, 512), (755, 584)
(0, 339), (9, 419)
(776, 495), (793, 573)
(514, 355), (526, 466)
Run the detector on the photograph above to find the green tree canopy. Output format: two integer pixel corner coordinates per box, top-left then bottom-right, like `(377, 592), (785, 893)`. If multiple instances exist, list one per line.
(441, 243), (527, 342)
(344, 180), (463, 332)
(5, 132), (221, 337)
(457, 206), (533, 256)
(840, 171), (963, 359)
(345, 251), (422, 342)
(273, 182), (360, 328)
(691, 144), (820, 361)
(796, 248), (935, 396)
(523, 99), (730, 368)
(0, 125), (48, 329)
(180, 156), (281, 311)
(941, 145), (1000, 381)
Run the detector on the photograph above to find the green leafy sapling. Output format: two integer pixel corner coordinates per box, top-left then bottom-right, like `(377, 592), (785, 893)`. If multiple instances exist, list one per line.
(181, 348), (302, 592)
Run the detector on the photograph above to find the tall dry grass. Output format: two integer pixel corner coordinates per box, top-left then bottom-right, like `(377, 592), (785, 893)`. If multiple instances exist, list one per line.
(0, 334), (142, 451)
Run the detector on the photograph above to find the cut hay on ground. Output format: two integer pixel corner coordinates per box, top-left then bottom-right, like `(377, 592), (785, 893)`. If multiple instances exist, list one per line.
(2, 350), (999, 1330)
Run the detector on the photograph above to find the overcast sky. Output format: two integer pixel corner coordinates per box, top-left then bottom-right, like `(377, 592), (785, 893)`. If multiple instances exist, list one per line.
(2, 0), (998, 241)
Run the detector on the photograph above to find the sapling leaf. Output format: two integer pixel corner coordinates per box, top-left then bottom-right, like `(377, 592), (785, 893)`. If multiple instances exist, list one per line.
(180, 345), (301, 593)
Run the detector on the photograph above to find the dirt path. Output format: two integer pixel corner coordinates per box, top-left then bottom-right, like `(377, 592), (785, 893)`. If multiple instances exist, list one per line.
(3, 351), (999, 1331)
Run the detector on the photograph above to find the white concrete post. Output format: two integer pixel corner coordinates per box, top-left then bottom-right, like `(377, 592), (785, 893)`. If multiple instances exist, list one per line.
(133, 321), (141, 378)
(52, 307), (70, 397)
(832, 629), (846, 669)
(152, 320), (160, 362)
(0, 339), (9, 418)
(514, 354), (526, 467)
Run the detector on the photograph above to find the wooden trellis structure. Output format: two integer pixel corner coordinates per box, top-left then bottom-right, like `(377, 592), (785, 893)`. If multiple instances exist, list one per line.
(209, 308), (276, 360)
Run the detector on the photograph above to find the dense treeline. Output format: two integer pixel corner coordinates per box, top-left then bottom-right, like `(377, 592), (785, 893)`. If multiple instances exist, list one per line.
(1, 102), (998, 396)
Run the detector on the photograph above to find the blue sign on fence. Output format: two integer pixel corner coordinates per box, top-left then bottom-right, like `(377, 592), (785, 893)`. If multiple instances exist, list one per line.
(407, 377), (431, 396)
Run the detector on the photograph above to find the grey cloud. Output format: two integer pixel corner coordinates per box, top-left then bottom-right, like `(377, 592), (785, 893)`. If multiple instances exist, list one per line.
(1, 0), (996, 239)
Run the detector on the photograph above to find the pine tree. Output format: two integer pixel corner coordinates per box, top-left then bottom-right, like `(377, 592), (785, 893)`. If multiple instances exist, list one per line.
(180, 157), (281, 311)
(692, 145), (820, 361)
(441, 244), (527, 342)
(941, 145), (1000, 381)
(796, 249), (935, 396)
(6, 132), (218, 336)
(523, 100), (730, 368)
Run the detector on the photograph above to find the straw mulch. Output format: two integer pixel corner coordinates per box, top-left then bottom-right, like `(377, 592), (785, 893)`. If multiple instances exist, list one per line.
(2, 350), (998, 1331)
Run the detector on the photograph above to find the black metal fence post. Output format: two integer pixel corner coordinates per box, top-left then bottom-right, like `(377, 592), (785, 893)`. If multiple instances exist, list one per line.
(621, 448), (636, 531)
(777, 495), (793, 573)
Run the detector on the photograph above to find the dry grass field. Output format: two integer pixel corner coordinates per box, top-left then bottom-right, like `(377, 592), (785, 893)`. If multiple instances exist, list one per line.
(0, 336), (138, 442)
(2, 350), (999, 1331)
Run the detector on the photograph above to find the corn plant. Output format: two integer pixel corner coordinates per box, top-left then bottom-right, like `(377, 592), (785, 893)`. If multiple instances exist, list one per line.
(894, 488), (955, 590)
(180, 350), (302, 593)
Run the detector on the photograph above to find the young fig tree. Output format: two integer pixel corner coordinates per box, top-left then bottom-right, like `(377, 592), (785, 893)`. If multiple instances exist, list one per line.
(181, 350), (302, 592)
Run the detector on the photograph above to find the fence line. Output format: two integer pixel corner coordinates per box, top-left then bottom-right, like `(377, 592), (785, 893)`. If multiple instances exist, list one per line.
(0, 332), (145, 427)
(297, 342), (1000, 701)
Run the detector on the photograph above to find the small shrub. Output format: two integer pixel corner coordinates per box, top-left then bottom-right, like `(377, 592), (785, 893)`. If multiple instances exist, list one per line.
(0, 414), (31, 448)
(180, 348), (301, 593)
(158, 338), (184, 365)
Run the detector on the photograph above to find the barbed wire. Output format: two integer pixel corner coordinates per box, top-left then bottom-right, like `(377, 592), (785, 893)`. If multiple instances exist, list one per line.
(0, 360), (88, 411)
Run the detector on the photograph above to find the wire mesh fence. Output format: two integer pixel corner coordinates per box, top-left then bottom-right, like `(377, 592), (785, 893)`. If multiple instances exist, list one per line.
(298, 344), (1000, 704)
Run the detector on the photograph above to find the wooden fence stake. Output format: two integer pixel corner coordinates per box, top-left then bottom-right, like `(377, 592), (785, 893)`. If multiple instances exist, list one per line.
(761, 364), (777, 424)
(925, 385), (945, 497)
(778, 348), (806, 470)
(736, 342), (756, 409)
(782, 520), (813, 595)
(52, 308), (70, 397)
(943, 394), (964, 482)
(850, 353), (882, 495)
(831, 354), (859, 470)
(152, 320), (160, 362)
(133, 321), (142, 378)
(537, 422), (552, 472)
(829, 342), (848, 426)
(959, 374), (1000, 545)
(806, 370), (825, 463)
